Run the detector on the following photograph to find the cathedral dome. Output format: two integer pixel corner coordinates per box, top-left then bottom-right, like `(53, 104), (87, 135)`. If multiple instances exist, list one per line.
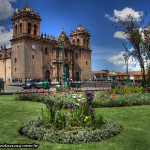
(75, 24), (84, 32)
(56, 29), (69, 41)
(22, 3), (32, 12)
(70, 24), (90, 36)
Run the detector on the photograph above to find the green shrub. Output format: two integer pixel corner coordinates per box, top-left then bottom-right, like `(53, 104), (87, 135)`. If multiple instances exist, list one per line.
(41, 92), (104, 130)
(14, 87), (150, 109)
(21, 117), (121, 144)
(15, 93), (45, 102)
(56, 85), (71, 92)
(108, 85), (144, 94)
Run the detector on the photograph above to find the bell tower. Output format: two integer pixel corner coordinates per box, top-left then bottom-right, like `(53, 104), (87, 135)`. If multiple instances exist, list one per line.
(70, 24), (90, 49)
(10, 3), (42, 82)
(12, 3), (41, 39)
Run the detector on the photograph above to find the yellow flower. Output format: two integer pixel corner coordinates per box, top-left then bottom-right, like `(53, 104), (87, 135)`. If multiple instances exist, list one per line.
(85, 116), (89, 120)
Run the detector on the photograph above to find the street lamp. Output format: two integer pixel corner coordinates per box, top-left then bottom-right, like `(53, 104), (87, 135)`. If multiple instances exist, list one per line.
(123, 53), (129, 86)
(61, 33), (66, 87)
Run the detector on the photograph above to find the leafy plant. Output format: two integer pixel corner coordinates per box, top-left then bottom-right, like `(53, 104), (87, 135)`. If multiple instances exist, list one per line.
(21, 117), (121, 144)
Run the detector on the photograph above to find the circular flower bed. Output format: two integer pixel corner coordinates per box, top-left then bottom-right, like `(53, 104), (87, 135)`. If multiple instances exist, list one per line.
(21, 117), (121, 144)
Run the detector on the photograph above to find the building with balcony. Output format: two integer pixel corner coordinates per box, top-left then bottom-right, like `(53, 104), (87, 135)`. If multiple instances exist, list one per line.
(92, 70), (109, 81)
(116, 70), (149, 83)
(108, 72), (121, 81)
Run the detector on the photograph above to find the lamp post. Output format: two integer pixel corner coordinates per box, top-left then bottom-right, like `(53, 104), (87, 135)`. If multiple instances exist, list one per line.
(61, 33), (66, 87)
(123, 54), (129, 86)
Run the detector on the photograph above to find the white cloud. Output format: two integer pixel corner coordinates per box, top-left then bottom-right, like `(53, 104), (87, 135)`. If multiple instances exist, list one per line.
(105, 13), (115, 21)
(105, 7), (143, 22)
(114, 31), (128, 39)
(0, 26), (13, 48)
(106, 51), (141, 71)
(0, 0), (16, 20)
(91, 45), (121, 60)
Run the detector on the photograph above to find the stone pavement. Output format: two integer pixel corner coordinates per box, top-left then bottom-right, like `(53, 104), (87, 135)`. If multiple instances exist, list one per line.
(1, 83), (110, 94)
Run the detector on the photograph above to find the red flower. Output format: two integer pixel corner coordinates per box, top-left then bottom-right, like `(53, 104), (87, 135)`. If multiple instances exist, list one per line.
(126, 97), (128, 99)
(137, 95), (139, 97)
(100, 95), (104, 98)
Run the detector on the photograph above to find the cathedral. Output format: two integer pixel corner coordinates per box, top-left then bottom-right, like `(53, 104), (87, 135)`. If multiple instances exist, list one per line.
(0, 3), (92, 83)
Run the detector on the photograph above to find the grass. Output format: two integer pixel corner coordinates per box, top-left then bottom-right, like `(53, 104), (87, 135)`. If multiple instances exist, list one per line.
(0, 95), (150, 150)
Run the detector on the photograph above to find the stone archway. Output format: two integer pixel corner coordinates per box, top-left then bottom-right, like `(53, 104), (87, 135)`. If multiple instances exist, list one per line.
(76, 72), (79, 81)
(65, 64), (69, 79)
(45, 70), (50, 81)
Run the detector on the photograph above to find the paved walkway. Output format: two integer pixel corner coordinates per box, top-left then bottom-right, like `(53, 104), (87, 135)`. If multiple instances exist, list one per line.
(0, 83), (110, 94)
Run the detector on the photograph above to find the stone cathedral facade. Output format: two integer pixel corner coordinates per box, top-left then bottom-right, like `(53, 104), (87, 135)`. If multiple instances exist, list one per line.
(0, 4), (92, 83)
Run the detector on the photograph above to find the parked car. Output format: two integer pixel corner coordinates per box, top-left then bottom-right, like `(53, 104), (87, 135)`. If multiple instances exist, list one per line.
(22, 78), (50, 89)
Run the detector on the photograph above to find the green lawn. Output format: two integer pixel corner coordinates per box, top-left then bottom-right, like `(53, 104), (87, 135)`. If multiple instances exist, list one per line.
(0, 95), (150, 150)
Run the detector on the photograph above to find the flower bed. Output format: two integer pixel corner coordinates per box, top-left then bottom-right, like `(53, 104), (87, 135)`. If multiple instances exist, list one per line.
(15, 87), (150, 108)
(20, 92), (121, 143)
(21, 117), (121, 144)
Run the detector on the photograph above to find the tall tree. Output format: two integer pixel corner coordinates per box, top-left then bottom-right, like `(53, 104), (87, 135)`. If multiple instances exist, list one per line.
(113, 13), (150, 87)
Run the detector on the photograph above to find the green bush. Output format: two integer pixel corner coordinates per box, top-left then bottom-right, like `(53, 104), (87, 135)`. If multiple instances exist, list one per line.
(21, 117), (121, 144)
(56, 85), (71, 92)
(14, 86), (150, 109)
(15, 93), (45, 102)
(93, 92), (150, 107)
(108, 85), (144, 94)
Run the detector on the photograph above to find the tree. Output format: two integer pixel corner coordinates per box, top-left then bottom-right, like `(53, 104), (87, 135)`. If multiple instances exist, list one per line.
(113, 13), (150, 87)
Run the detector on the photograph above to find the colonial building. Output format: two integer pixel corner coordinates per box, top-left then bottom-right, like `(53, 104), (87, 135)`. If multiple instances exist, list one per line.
(116, 70), (148, 83)
(108, 72), (121, 81)
(0, 4), (92, 83)
(92, 70), (109, 81)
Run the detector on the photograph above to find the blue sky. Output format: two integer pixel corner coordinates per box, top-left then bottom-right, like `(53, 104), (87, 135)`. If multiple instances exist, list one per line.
(1, 0), (150, 72)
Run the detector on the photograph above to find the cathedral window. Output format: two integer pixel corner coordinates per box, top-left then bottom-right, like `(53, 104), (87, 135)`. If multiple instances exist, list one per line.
(65, 50), (67, 57)
(45, 48), (48, 55)
(86, 61), (88, 65)
(20, 23), (22, 34)
(56, 50), (59, 58)
(87, 40), (88, 47)
(73, 39), (75, 44)
(75, 53), (78, 59)
(15, 68), (17, 71)
(34, 24), (37, 35)
(77, 39), (80, 45)
(15, 25), (17, 35)
(28, 23), (31, 34)
(14, 58), (17, 62)
(32, 55), (34, 59)
(84, 39), (85, 47)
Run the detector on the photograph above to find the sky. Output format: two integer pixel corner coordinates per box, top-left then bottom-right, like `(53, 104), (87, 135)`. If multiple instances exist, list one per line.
(1, 0), (150, 72)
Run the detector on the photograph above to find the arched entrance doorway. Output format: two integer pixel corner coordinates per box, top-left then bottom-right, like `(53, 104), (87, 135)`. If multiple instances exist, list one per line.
(45, 70), (50, 81)
(76, 72), (79, 81)
(65, 64), (69, 79)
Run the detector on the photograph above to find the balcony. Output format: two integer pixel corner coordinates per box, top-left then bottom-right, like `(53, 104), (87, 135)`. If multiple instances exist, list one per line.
(53, 59), (62, 64)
